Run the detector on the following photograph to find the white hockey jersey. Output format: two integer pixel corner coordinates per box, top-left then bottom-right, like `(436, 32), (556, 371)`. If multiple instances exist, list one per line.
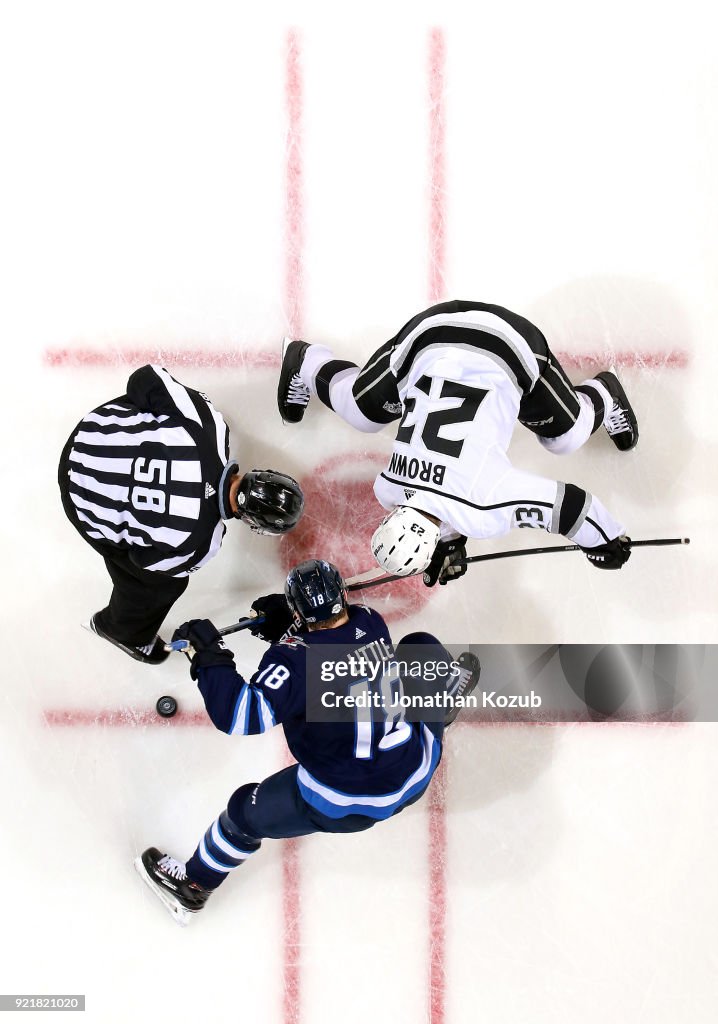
(371, 307), (624, 548)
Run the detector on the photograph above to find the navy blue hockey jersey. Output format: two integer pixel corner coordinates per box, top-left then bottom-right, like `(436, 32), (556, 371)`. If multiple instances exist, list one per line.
(196, 606), (443, 820)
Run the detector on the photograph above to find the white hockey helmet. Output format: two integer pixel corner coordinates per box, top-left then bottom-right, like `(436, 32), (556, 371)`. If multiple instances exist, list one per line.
(371, 506), (441, 576)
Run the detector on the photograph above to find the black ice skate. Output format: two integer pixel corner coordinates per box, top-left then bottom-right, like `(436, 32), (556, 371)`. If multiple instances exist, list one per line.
(277, 337), (311, 423)
(87, 613), (169, 665)
(595, 370), (639, 451)
(445, 651), (481, 726)
(134, 847), (211, 927)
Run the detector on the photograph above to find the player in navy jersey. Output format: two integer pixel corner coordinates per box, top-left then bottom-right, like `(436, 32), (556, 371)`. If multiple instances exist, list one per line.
(277, 300), (638, 585)
(135, 559), (479, 925)
(59, 364), (304, 664)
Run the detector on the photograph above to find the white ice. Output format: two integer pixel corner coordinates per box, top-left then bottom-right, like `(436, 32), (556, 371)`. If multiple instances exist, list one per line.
(1, 2), (717, 1022)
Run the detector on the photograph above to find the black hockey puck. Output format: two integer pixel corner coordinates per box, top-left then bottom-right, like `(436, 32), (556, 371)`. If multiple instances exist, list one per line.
(156, 695), (178, 718)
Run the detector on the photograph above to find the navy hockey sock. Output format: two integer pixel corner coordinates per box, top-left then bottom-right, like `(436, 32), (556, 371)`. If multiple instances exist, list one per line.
(185, 802), (262, 890)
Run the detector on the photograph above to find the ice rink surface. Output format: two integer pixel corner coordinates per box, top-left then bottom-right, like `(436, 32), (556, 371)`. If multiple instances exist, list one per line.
(2, 1), (717, 1021)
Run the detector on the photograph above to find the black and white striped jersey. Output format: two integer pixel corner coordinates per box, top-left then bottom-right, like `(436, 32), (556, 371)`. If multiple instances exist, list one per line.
(62, 365), (231, 577)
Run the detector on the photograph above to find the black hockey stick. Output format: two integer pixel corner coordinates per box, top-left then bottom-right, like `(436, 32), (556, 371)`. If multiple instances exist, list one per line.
(165, 615), (266, 652)
(166, 537), (690, 646)
(345, 537), (691, 592)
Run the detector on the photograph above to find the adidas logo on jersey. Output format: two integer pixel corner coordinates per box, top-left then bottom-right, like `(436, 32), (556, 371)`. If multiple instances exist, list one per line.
(205, 483), (216, 498)
(404, 489), (416, 501)
(355, 627), (366, 639)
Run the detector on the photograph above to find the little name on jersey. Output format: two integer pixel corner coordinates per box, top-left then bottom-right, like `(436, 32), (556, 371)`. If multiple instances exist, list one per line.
(387, 452), (446, 486)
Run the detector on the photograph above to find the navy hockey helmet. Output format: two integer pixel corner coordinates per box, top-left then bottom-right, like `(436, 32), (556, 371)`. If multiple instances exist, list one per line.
(284, 559), (348, 625)
(236, 469), (304, 535)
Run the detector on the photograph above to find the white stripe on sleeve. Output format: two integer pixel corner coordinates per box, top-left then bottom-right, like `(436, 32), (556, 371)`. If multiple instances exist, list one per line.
(183, 519), (226, 571)
(154, 366), (202, 426)
(75, 509), (150, 546)
(256, 692), (276, 732)
(69, 470), (129, 504)
(69, 451), (133, 475)
(84, 411), (169, 428)
(71, 494), (192, 546)
(74, 425), (195, 447)
(206, 401), (230, 463)
(140, 552), (196, 572)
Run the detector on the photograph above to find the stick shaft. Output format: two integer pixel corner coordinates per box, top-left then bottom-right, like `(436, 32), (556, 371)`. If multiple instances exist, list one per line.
(167, 537), (690, 644)
(464, 537), (689, 566)
(165, 615), (265, 652)
(345, 537), (690, 592)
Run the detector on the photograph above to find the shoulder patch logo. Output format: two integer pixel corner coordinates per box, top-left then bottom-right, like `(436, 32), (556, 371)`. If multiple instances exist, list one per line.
(205, 483), (216, 498)
(279, 635), (306, 648)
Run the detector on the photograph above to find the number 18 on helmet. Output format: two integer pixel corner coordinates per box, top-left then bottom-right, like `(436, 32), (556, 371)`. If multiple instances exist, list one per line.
(284, 559), (347, 624)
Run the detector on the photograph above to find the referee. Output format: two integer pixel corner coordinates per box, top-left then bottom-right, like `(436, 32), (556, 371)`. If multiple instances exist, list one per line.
(59, 364), (304, 665)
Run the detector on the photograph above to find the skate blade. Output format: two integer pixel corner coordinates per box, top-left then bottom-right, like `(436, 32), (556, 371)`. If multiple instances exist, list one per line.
(133, 857), (192, 928)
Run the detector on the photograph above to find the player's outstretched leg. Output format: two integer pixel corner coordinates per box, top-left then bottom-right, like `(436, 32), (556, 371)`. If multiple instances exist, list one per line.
(277, 336), (392, 433)
(594, 370), (639, 451)
(445, 651), (481, 726)
(277, 337), (311, 423)
(134, 848), (212, 927)
(87, 613), (169, 665)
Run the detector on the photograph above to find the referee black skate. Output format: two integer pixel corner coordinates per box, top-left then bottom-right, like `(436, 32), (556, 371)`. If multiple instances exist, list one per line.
(59, 364), (304, 665)
(277, 300), (638, 585)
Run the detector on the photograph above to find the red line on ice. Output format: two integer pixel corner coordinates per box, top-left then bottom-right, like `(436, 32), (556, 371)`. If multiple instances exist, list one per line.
(42, 711), (684, 729)
(282, 837), (302, 1024)
(42, 346), (690, 371)
(283, 29), (304, 1024)
(285, 28), (304, 341)
(427, 28), (448, 1024)
(428, 762), (447, 1024)
(428, 27), (447, 305)
(43, 347), (281, 370)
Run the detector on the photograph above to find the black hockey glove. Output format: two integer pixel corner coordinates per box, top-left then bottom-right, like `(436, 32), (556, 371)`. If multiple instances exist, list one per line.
(171, 619), (235, 679)
(423, 535), (468, 587)
(249, 593), (294, 643)
(581, 535), (632, 570)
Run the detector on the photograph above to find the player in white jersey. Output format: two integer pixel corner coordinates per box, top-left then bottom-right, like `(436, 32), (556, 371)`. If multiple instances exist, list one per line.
(277, 301), (637, 585)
